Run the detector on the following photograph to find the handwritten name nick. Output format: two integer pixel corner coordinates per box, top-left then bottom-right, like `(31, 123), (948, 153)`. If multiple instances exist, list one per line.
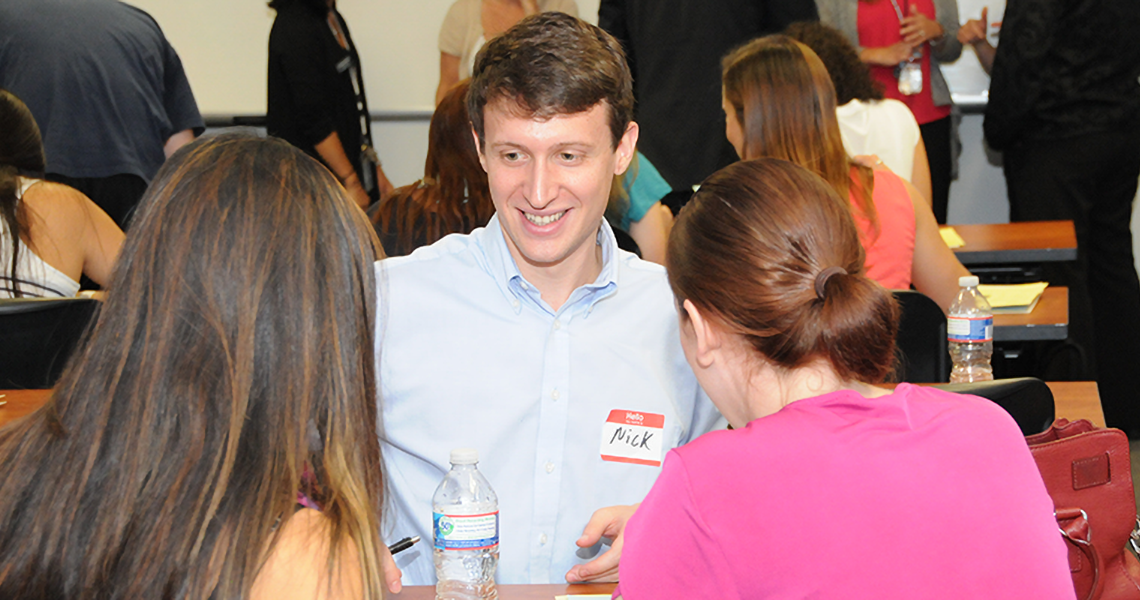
(610, 426), (654, 449)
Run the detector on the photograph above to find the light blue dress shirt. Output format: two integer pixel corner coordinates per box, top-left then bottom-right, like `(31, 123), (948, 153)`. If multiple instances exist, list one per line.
(376, 215), (721, 585)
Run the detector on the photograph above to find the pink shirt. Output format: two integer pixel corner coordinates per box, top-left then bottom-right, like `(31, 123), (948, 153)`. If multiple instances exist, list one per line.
(858, 0), (951, 125)
(615, 384), (1075, 599)
(852, 169), (915, 290)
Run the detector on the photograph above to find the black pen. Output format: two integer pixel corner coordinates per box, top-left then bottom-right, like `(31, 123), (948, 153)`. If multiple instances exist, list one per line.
(388, 535), (420, 555)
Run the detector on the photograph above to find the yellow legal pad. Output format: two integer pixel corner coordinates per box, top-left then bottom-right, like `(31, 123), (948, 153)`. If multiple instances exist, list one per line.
(977, 282), (1049, 314)
(939, 226), (966, 248)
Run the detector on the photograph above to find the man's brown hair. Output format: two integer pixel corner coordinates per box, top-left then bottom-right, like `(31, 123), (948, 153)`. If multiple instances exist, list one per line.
(467, 11), (634, 150)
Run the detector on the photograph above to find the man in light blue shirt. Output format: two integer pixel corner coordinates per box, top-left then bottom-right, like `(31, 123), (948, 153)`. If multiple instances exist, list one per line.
(377, 12), (721, 586)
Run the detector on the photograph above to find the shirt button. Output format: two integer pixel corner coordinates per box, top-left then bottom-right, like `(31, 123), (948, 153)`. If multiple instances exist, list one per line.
(551, 389), (560, 401)
(521, 282), (529, 290)
(553, 319), (562, 330)
(512, 299), (520, 309)
(540, 533), (548, 545)
(545, 461), (555, 473)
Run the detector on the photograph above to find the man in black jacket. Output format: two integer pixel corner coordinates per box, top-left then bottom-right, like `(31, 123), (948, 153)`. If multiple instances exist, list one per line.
(599, 0), (818, 212)
(984, 0), (1140, 435)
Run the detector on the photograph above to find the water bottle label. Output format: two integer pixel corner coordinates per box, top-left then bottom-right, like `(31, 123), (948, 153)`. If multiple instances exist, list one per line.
(947, 315), (993, 343)
(433, 511), (499, 550)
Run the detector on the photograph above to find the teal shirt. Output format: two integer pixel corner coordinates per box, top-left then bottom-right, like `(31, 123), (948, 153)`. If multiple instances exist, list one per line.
(621, 152), (672, 231)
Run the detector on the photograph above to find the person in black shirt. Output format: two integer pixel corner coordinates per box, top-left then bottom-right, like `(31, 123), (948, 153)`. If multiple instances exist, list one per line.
(984, 0), (1140, 435)
(267, 0), (393, 208)
(598, 0), (818, 212)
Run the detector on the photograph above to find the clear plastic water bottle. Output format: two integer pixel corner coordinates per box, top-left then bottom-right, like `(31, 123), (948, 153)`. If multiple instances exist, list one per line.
(433, 448), (499, 600)
(948, 275), (994, 383)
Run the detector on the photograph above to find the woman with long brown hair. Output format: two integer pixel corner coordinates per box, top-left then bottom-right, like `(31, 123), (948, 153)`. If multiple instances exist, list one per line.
(372, 79), (494, 257)
(0, 88), (123, 297)
(0, 134), (401, 599)
(721, 35), (967, 312)
(613, 159), (1072, 598)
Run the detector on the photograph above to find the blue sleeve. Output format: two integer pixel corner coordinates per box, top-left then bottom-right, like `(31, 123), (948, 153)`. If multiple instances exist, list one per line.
(622, 152), (672, 229)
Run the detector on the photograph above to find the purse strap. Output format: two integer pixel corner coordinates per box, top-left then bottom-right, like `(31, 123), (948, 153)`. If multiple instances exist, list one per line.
(1058, 508), (1101, 600)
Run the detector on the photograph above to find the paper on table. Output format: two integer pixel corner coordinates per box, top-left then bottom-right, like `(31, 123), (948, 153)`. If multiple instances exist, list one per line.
(977, 282), (1049, 314)
(939, 226), (966, 248)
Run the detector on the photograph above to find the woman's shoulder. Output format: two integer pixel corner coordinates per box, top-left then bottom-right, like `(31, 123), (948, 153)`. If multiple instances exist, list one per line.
(540, 0), (580, 17)
(251, 508), (362, 600)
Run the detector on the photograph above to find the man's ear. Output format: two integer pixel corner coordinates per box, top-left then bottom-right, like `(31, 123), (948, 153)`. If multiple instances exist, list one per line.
(472, 124), (488, 172)
(682, 299), (722, 368)
(613, 121), (639, 176)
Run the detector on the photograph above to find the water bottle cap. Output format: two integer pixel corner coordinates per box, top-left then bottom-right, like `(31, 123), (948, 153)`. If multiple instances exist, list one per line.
(450, 448), (479, 465)
(959, 275), (979, 287)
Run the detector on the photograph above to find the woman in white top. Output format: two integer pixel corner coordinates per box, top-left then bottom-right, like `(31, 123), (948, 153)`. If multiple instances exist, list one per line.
(785, 22), (933, 206)
(0, 89), (123, 298)
(436, 0), (578, 105)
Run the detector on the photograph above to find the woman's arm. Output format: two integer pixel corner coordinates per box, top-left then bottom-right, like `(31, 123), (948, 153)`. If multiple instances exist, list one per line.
(628, 203), (673, 266)
(911, 133), (933, 207)
(907, 179), (969, 313)
(315, 131), (371, 209)
(436, 53), (461, 106)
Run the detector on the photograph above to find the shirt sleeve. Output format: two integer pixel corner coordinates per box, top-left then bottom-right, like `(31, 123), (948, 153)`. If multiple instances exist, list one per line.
(983, 0), (1060, 150)
(160, 37), (204, 138)
(598, 0), (634, 81)
(271, 14), (337, 147)
(617, 451), (733, 599)
(929, 0), (962, 63)
(624, 152), (671, 225)
(438, 0), (469, 56)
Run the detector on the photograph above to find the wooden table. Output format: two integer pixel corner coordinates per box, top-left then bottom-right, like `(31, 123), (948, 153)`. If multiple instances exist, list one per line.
(1045, 381), (1104, 427)
(390, 583), (615, 599)
(947, 221), (1077, 265)
(992, 286), (1068, 342)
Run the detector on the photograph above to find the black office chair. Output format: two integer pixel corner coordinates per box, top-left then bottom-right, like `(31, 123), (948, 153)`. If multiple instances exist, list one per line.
(932, 377), (1056, 436)
(892, 290), (949, 383)
(0, 297), (99, 389)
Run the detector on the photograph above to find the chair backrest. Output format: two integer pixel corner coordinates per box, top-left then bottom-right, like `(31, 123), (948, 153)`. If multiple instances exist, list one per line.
(932, 377), (1056, 435)
(0, 297), (98, 389)
(893, 290), (949, 383)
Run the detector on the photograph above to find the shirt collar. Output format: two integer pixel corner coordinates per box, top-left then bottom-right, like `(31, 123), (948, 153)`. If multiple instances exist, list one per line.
(475, 214), (620, 317)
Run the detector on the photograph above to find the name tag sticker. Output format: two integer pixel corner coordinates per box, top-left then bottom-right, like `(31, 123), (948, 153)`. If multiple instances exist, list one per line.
(600, 410), (664, 467)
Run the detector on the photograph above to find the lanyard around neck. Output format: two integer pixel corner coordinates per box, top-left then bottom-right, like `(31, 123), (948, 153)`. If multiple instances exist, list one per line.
(888, 0), (906, 22)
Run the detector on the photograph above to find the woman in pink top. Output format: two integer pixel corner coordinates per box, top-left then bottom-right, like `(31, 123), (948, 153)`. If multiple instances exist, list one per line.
(721, 35), (967, 312)
(613, 159), (1074, 599)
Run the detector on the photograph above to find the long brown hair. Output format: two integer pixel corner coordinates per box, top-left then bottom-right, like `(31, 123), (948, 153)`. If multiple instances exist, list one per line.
(668, 159), (898, 383)
(722, 36), (878, 233)
(0, 134), (388, 599)
(0, 88), (47, 298)
(374, 79), (493, 255)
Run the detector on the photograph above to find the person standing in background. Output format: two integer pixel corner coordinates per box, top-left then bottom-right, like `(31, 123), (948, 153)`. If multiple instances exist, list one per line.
(817, 0), (961, 224)
(599, 0), (818, 213)
(268, 0), (394, 209)
(436, 0), (579, 106)
(0, 0), (204, 230)
(984, 0), (1140, 437)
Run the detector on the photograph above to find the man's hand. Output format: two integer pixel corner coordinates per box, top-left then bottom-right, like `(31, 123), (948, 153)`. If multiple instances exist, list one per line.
(564, 504), (639, 583)
(381, 545), (403, 594)
(958, 7), (988, 45)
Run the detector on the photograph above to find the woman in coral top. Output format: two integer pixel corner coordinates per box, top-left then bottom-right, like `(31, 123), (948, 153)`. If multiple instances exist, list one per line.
(817, 0), (960, 223)
(721, 35), (967, 312)
(613, 158), (1074, 599)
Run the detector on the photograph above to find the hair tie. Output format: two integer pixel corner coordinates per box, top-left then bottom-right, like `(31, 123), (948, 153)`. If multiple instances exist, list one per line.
(814, 266), (847, 299)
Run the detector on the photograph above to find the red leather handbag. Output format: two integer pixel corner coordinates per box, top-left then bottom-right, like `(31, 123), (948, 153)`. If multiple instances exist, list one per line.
(1027, 419), (1140, 600)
